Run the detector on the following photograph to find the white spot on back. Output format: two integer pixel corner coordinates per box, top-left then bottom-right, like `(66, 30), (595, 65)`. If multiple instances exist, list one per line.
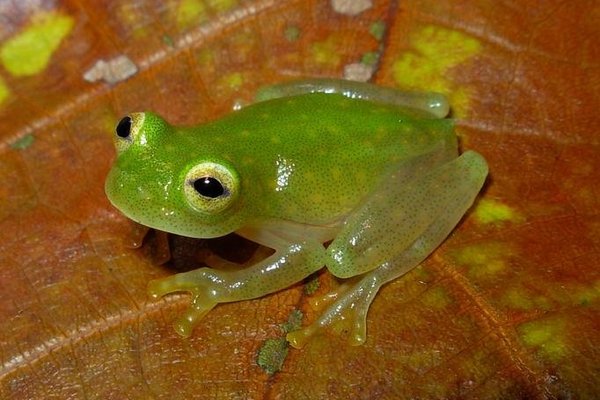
(275, 156), (295, 192)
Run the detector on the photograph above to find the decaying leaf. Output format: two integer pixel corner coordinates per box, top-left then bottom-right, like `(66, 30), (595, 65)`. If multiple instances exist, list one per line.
(0, 0), (598, 398)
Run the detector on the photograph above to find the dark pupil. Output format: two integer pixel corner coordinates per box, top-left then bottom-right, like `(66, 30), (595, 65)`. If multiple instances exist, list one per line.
(193, 177), (224, 198)
(116, 116), (132, 138)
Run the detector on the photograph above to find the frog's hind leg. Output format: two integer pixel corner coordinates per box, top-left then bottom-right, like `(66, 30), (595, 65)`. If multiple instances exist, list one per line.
(255, 78), (449, 118)
(287, 150), (488, 348)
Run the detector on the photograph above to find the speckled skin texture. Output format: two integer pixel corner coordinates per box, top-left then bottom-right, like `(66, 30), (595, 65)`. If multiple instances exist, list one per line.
(105, 81), (488, 347)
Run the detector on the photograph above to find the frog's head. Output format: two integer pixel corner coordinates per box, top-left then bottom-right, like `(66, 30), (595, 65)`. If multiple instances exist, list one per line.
(105, 112), (246, 238)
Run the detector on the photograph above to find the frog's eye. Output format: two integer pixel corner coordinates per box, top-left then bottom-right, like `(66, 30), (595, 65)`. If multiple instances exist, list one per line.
(114, 113), (145, 153)
(116, 116), (132, 138)
(184, 161), (239, 214)
(193, 177), (224, 198)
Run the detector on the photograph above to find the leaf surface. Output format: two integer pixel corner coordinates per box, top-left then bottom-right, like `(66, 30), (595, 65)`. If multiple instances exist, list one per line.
(0, 0), (598, 398)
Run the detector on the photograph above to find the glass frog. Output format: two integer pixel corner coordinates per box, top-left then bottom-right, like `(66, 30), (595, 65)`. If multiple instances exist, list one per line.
(105, 79), (488, 348)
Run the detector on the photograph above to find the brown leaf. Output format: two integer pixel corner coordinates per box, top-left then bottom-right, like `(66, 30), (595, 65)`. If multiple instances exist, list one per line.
(0, 0), (598, 398)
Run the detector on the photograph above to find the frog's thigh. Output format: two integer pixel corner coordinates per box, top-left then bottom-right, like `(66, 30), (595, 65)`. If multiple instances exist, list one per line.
(289, 151), (488, 347)
(255, 78), (449, 118)
(327, 148), (487, 278)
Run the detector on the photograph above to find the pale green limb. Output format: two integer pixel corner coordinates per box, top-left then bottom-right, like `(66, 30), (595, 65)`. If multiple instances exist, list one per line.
(326, 141), (458, 278)
(255, 78), (449, 118)
(287, 151), (488, 348)
(148, 230), (328, 337)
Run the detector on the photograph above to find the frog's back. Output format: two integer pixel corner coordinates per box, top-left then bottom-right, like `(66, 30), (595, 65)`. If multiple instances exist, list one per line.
(200, 93), (456, 225)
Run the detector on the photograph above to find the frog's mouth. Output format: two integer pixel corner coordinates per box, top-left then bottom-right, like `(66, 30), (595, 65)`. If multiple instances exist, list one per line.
(104, 165), (164, 229)
(104, 166), (144, 223)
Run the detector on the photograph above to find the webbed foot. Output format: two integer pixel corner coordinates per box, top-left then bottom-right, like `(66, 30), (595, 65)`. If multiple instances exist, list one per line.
(148, 269), (218, 337)
(287, 277), (379, 348)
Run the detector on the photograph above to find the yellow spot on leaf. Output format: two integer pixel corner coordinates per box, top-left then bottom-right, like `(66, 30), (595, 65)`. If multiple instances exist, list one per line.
(519, 317), (568, 360)
(421, 286), (451, 309)
(216, 72), (244, 94)
(571, 280), (600, 306)
(311, 35), (343, 67)
(452, 242), (510, 279)
(474, 199), (521, 225)
(0, 12), (74, 77)
(392, 26), (481, 117)
(503, 287), (551, 311)
(176, 0), (209, 27)
(407, 347), (444, 373)
(225, 72), (243, 88)
(206, 0), (238, 12)
(197, 48), (214, 66)
(0, 76), (9, 105)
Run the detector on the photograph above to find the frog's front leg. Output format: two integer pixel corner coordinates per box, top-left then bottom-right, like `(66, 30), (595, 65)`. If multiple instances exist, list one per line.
(148, 237), (327, 337)
(287, 150), (488, 348)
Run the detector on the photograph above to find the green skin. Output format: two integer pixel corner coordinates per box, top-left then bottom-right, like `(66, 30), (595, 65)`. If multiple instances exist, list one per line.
(105, 79), (488, 348)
